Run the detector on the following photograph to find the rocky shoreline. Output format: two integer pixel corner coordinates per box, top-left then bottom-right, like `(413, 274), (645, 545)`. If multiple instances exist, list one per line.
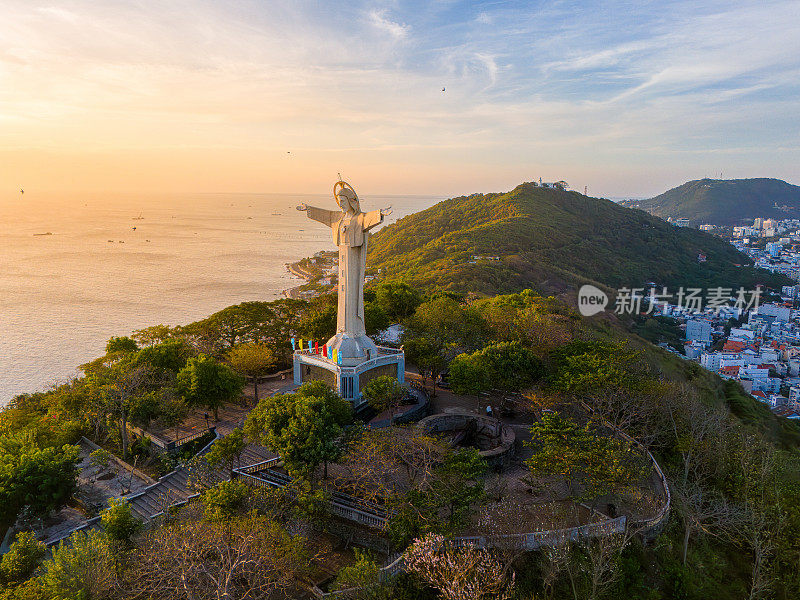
(282, 262), (310, 298)
(282, 251), (338, 299)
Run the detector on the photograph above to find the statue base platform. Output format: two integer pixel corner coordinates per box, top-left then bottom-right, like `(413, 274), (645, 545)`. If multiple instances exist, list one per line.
(293, 342), (405, 407)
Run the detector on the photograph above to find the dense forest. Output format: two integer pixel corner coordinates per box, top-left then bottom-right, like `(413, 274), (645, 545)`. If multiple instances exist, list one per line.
(365, 182), (789, 296)
(3, 282), (800, 599)
(630, 178), (800, 226)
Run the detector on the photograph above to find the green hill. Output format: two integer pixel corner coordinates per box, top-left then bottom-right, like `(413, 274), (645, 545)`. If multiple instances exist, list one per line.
(630, 177), (800, 225)
(366, 182), (788, 295)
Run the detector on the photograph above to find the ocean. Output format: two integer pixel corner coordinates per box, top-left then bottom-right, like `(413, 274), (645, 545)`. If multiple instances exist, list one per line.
(0, 191), (442, 405)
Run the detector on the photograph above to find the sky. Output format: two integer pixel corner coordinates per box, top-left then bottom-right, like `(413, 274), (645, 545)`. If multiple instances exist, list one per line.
(1, 0), (798, 198)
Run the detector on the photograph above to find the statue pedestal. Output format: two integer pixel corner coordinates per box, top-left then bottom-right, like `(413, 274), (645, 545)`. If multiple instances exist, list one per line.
(325, 332), (377, 366)
(293, 341), (405, 407)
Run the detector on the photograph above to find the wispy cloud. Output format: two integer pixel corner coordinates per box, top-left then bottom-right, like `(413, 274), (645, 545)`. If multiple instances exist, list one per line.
(367, 9), (410, 40)
(0, 0), (798, 196)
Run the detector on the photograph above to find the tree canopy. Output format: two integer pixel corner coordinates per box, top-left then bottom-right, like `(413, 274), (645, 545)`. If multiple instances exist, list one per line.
(0, 442), (80, 528)
(362, 375), (406, 416)
(176, 354), (245, 421)
(244, 381), (352, 481)
(449, 341), (545, 395)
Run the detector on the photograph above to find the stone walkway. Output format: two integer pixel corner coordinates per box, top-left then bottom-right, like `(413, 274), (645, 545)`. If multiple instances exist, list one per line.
(148, 371), (293, 442)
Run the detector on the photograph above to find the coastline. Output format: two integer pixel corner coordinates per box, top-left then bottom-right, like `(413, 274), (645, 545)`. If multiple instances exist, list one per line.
(282, 262), (309, 299)
(282, 250), (338, 299)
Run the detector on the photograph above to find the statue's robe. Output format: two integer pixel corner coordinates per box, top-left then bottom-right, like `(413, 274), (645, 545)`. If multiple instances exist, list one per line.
(304, 206), (383, 338)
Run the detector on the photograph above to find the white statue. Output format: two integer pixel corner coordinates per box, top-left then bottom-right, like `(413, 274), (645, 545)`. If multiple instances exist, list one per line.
(297, 180), (392, 365)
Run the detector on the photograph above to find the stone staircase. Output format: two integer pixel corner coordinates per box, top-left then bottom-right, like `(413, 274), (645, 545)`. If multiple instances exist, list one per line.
(126, 443), (275, 521)
(46, 441), (276, 545)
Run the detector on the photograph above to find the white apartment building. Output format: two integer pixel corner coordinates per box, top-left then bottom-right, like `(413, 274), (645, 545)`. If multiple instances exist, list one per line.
(686, 319), (712, 344)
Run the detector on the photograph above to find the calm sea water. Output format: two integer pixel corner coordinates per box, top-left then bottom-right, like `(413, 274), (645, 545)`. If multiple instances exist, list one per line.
(0, 191), (441, 405)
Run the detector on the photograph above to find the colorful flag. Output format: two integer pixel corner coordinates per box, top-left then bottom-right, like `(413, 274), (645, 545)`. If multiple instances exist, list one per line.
(322, 343), (327, 357)
(337, 351), (342, 365)
(328, 345), (333, 360)
(299, 338), (303, 351)
(332, 348), (337, 363)
(291, 337), (296, 351)
(315, 341), (319, 354)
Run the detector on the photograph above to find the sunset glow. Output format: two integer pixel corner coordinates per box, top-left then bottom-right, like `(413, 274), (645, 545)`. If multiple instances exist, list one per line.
(2, 1), (799, 197)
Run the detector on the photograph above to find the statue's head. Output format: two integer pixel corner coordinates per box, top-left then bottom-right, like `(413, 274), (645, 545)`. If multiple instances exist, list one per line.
(334, 180), (360, 214)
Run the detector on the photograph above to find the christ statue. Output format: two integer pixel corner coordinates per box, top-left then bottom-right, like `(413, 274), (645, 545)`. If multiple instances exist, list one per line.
(297, 180), (392, 365)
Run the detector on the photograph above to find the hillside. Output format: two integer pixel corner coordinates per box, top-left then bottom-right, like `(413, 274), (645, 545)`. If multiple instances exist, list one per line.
(366, 182), (788, 295)
(629, 177), (800, 225)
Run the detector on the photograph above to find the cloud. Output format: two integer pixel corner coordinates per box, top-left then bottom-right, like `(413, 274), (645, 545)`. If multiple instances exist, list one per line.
(0, 0), (798, 196)
(367, 9), (409, 40)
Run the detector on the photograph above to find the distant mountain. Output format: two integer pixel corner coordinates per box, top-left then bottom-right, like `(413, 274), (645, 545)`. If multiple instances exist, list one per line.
(366, 182), (788, 295)
(628, 178), (800, 226)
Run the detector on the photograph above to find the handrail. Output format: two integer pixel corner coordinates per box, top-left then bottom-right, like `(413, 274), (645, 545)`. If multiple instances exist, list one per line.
(172, 427), (215, 448)
(236, 457), (281, 474)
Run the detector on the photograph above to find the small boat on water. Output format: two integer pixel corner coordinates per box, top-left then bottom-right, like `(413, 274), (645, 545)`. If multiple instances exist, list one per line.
(132, 213), (144, 220)
(272, 212), (282, 215)
(33, 232), (53, 236)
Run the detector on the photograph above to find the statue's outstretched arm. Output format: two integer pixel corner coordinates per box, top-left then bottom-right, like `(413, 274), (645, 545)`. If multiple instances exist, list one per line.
(297, 204), (340, 227)
(362, 206), (392, 232)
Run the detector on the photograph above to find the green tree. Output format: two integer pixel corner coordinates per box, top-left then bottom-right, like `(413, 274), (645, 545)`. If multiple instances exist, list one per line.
(180, 301), (279, 354)
(105, 336), (138, 354)
(525, 412), (647, 507)
(373, 280), (422, 322)
(405, 296), (488, 352)
(298, 301), (337, 341)
(127, 390), (161, 430)
(404, 336), (448, 396)
(88, 449), (111, 473)
(449, 342), (544, 395)
(176, 354), (245, 421)
(430, 448), (487, 527)
(244, 381), (352, 482)
(549, 341), (640, 394)
(331, 549), (388, 599)
(524, 412), (588, 496)
(131, 324), (178, 347)
(403, 296), (488, 395)
(0, 443), (80, 529)
(200, 480), (250, 522)
(387, 448), (487, 545)
(88, 362), (155, 458)
(157, 390), (190, 441)
(448, 352), (491, 395)
(131, 339), (190, 373)
(227, 343), (277, 405)
(39, 529), (115, 600)
(364, 302), (391, 335)
(362, 375), (406, 417)
(0, 531), (46, 585)
(100, 499), (141, 544)
(205, 428), (246, 475)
